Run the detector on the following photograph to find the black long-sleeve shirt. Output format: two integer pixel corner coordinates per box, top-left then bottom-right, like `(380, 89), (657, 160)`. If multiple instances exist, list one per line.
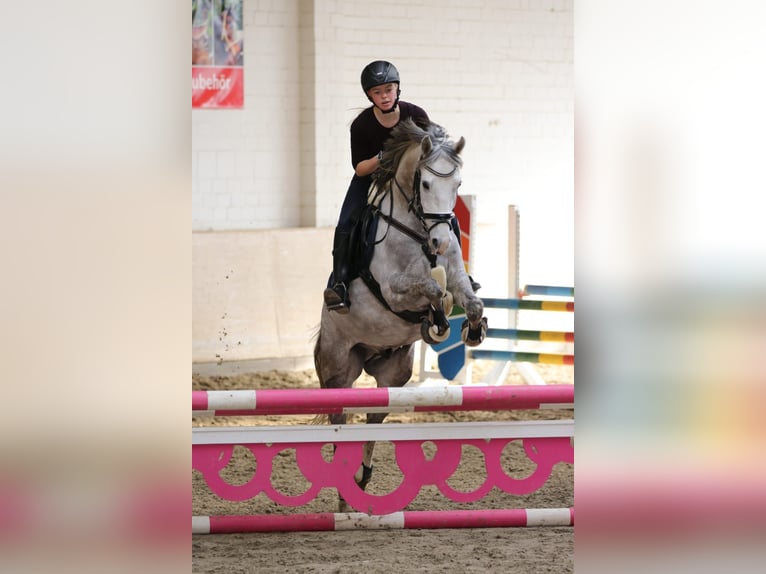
(349, 102), (429, 170)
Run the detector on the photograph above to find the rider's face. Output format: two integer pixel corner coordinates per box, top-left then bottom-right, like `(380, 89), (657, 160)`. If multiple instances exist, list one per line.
(368, 83), (398, 111)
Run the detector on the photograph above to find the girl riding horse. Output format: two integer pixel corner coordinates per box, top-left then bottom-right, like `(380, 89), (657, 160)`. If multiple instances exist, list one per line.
(324, 60), (479, 314)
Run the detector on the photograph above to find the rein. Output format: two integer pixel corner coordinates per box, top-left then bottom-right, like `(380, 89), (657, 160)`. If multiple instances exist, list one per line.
(374, 200), (433, 261)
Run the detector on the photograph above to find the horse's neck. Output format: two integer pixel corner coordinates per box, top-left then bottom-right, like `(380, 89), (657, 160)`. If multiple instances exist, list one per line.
(374, 183), (409, 222)
(379, 164), (419, 221)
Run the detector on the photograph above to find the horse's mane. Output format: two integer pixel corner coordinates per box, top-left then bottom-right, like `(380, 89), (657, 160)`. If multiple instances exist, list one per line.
(373, 119), (463, 192)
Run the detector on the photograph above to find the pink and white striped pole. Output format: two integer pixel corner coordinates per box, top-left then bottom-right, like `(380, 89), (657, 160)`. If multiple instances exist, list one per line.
(193, 508), (574, 534)
(192, 384), (573, 416)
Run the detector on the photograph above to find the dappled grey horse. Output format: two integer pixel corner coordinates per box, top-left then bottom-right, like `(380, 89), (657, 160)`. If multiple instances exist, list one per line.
(314, 119), (487, 511)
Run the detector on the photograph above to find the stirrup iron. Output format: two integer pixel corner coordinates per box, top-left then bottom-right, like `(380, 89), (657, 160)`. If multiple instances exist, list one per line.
(324, 283), (350, 314)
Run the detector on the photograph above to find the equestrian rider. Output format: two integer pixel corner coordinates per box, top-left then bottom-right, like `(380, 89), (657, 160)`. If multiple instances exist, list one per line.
(324, 60), (480, 314)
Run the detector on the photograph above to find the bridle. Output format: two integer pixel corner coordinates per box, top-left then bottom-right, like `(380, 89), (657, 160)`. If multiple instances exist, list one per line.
(372, 151), (459, 267)
(360, 145), (461, 326)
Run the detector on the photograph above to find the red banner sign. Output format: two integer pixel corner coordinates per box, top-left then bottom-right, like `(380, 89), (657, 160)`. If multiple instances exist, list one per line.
(192, 67), (244, 108)
(192, 1), (243, 109)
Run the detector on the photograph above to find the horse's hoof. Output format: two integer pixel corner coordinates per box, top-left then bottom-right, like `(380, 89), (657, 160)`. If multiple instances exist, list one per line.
(461, 317), (488, 347)
(421, 321), (449, 344)
(421, 321), (437, 344)
(428, 324), (450, 343)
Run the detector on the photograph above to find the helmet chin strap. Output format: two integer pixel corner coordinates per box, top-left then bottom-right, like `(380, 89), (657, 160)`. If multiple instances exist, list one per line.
(379, 98), (399, 114)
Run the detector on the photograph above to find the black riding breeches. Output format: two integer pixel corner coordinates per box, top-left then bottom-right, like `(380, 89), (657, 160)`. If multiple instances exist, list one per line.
(337, 175), (372, 232)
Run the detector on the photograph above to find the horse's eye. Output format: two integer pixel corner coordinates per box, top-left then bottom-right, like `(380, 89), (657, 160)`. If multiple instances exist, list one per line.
(422, 181), (430, 191)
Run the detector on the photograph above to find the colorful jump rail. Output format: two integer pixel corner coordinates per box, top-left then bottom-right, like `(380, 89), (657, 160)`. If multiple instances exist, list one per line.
(192, 385), (574, 527)
(521, 285), (574, 298)
(192, 384), (574, 416)
(469, 349), (574, 366)
(481, 297), (574, 312)
(486, 327), (574, 343)
(474, 297), (575, 366)
(193, 508), (574, 534)
(429, 297), (575, 379)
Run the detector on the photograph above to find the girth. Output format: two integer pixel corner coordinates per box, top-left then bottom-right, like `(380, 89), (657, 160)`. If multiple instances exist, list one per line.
(358, 267), (430, 325)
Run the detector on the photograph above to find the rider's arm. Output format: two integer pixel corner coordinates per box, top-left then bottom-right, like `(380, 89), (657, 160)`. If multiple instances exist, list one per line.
(354, 152), (382, 177)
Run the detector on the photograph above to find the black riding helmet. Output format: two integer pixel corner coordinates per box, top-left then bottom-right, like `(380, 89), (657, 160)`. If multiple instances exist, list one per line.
(361, 60), (401, 113)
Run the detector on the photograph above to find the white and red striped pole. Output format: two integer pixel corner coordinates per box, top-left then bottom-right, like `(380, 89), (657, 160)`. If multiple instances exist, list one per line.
(192, 384), (573, 416)
(193, 508), (574, 534)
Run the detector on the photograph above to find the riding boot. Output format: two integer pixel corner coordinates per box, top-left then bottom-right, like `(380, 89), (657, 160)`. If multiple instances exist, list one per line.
(450, 217), (482, 293)
(323, 230), (352, 313)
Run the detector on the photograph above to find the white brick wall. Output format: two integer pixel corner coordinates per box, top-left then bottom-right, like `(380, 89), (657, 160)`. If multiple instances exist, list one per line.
(192, 0), (302, 230)
(193, 227), (332, 363)
(192, 0), (573, 363)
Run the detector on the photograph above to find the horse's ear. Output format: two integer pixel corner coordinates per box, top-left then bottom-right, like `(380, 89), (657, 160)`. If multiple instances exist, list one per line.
(421, 135), (433, 155)
(455, 136), (466, 155)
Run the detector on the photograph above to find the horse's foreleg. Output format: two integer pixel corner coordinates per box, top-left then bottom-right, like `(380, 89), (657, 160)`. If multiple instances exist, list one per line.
(459, 295), (488, 347)
(384, 272), (452, 342)
(384, 271), (443, 313)
(447, 265), (488, 347)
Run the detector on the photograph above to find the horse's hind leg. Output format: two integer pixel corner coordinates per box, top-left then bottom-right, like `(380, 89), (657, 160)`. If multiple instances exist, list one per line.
(321, 346), (365, 426)
(318, 345), (368, 512)
(353, 345), (416, 495)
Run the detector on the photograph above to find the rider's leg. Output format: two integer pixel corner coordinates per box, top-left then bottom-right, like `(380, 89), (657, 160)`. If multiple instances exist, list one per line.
(450, 216), (481, 293)
(324, 175), (371, 313)
(324, 228), (352, 313)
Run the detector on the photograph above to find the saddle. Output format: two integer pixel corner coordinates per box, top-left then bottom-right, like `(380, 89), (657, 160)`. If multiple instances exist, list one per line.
(346, 204), (379, 283)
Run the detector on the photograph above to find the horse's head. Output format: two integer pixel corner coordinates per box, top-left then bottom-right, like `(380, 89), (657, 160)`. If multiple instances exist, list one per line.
(373, 120), (467, 257)
(414, 133), (465, 255)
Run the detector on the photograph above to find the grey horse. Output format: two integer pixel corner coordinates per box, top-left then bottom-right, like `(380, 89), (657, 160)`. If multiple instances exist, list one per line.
(314, 119), (487, 511)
